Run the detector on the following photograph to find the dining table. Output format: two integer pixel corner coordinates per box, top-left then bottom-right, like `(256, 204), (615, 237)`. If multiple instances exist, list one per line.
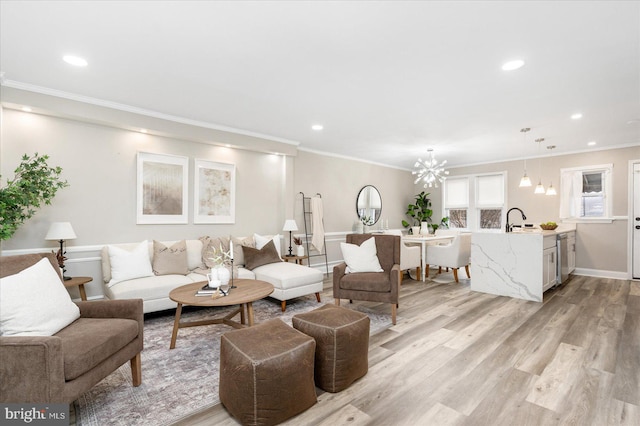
(402, 234), (456, 281)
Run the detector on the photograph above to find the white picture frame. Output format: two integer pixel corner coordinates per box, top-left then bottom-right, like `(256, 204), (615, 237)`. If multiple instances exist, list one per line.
(194, 159), (236, 224)
(136, 152), (189, 224)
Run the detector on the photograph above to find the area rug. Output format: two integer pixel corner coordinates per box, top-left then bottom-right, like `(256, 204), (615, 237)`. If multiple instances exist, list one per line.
(74, 296), (391, 426)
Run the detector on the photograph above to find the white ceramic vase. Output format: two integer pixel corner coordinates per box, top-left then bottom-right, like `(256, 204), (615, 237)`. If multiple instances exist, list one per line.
(296, 245), (305, 256)
(420, 222), (430, 235)
(214, 266), (230, 286)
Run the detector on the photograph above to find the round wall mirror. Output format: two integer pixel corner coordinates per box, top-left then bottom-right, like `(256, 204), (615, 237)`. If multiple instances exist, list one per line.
(356, 185), (382, 225)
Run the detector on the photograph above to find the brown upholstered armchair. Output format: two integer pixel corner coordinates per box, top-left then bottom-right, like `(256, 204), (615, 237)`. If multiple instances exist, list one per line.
(333, 234), (401, 325)
(0, 253), (143, 403)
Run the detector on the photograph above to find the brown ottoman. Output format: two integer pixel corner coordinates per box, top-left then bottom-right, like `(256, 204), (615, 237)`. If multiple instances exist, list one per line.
(292, 304), (370, 393)
(219, 318), (317, 426)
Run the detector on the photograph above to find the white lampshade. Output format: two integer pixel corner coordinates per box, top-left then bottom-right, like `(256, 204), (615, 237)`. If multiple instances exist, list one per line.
(282, 219), (298, 232)
(519, 173), (532, 187)
(45, 222), (77, 241)
(534, 182), (546, 194)
(546, 183), (557, 196)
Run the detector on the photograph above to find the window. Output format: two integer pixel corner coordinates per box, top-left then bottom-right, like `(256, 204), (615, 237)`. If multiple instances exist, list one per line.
(443, 172), (506, 231)
(476, 174), (505, 230)
(444, 178), (469, 229)
(560, 164), (612, 221)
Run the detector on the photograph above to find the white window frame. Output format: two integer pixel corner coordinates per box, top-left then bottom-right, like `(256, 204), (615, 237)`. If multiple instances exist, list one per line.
(443, 171), (507, 232)
(560, 164), (613, 223)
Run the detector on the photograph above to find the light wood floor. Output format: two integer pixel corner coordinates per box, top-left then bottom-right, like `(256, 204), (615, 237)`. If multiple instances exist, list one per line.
(172, 273), (639, 425)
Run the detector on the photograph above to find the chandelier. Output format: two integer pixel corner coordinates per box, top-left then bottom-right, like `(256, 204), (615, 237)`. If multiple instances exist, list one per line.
(413, 149), (449, 188)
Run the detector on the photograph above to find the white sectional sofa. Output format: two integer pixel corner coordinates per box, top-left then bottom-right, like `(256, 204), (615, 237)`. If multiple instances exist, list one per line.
(100, 237), (324, 314)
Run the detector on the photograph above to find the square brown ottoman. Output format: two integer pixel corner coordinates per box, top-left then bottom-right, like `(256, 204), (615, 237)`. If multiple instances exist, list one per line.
(219, 318), (317, 426)
(292, 304), (370, 393)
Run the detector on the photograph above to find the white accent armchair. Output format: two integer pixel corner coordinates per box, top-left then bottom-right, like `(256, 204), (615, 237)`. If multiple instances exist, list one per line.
(386, 230), (421, 281)
(426, 233), (472, 283)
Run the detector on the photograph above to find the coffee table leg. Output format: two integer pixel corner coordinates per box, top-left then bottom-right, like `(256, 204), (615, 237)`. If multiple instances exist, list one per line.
(240, 304), (246, 325)
(170, 303), (183, 349)
(247, 302), (255, 326)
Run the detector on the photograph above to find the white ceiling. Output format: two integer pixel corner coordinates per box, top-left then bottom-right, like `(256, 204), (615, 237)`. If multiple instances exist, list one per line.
(1, 1), (639, 169)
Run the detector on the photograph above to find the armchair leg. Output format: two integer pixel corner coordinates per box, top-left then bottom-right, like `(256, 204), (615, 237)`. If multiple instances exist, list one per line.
(453, 268), (459, 283)
(391, 303), (397, 325)
(131, 353), (142, 387)
(416, 266), (421, 280)
(465, 265), (471, 278)
(281, 300), (287, 312)
(335, 298), (341, 306)
(315, 292), (321, 303)
(425, 264), (429, 279)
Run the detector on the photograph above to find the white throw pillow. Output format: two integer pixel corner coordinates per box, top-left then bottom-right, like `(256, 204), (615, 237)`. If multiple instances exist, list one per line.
(254, 234), (282, 259)
(340, 237), (384, 274)
(108, 240), (154, 287)
(0, 258), (81, 336)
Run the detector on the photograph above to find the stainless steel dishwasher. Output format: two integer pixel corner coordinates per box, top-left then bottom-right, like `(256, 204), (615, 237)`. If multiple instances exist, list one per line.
(557, 233), (569, 285)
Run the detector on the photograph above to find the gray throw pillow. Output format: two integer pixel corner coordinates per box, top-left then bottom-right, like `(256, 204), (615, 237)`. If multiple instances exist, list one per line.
(242, 240), (282, 270)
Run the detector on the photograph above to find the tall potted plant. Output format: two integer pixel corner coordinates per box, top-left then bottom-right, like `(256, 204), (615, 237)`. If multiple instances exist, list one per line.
(0, 153), (69, 240)
(402, 191), (433, 234)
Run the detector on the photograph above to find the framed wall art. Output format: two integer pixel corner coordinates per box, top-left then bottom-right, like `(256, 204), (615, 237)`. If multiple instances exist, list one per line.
(137, 152), (189, 224)
(194, 159), (236, 224)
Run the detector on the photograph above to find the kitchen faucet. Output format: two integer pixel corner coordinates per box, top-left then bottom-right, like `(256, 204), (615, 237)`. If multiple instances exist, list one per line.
(506, 207), (527, 233)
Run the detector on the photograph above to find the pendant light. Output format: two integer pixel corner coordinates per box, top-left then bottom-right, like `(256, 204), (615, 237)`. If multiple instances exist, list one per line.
(519, 128), (532, 187)
(546, 145), (557, 195)
(412, 148), (449, 188)
(534, 138), (546, 194)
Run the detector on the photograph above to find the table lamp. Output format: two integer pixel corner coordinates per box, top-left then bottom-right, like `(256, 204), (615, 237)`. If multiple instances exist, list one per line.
(45, 222), (77, 280)
(282, 219), (298, 257)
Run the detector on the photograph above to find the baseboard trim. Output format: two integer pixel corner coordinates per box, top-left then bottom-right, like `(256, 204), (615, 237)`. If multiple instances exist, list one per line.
(573, 268), (629, 280)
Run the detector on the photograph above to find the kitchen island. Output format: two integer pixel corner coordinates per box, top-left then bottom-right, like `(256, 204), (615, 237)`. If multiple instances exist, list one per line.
(470, 226), (576, 302)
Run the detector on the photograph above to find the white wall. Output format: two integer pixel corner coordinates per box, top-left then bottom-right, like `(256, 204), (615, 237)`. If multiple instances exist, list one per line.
(426, 145), (639, 276)
(0, 107), (416, 298)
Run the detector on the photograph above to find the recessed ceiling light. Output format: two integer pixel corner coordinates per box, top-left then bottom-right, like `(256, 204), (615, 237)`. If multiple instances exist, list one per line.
(63, 55), (88, 67)
(21, 107), (32, 112)
(571, 113), (583, 120)
(587, 141), (597, 146)
(140, 129), (148, 133)
(501, 60), (525, 71)
(311, 124), (323, 131)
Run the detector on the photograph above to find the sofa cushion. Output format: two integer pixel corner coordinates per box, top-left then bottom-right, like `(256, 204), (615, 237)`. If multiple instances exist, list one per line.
(153, 240), (189, 275)
(253, 262), (323, 290)
(106, 274), (197, 301)
(107, 241), (154, 287)
(56, 317), (139, 381)
(340, 237), (383, 274)
(0, 258), (80, 336)
(339, 272), (391, 293)
(243, 241), (282, 270)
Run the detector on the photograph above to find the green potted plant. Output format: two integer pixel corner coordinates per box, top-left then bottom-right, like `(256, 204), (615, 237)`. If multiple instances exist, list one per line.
(0, 153), (69, 240)
(402, 191), (433, 234)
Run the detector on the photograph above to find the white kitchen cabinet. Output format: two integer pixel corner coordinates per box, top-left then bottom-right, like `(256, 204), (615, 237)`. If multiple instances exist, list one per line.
(543, 246), (557, 291)
(567, 231), (576, 273)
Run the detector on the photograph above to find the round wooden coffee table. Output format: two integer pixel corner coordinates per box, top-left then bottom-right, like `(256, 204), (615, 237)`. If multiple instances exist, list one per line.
(169, 279), (274, 349)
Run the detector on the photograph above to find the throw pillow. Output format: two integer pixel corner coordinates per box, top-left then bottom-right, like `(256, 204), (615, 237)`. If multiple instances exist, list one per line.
(107, 240), (154, 287)
(254, 233), (282, 259)
(242, 240), (283, 270)
(231, 236), (255, 267)
(152, 240), (189, 275)
(200, 236), (230, 268)
(0, 258), (81, 336)
(340, 237), (383, 274)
